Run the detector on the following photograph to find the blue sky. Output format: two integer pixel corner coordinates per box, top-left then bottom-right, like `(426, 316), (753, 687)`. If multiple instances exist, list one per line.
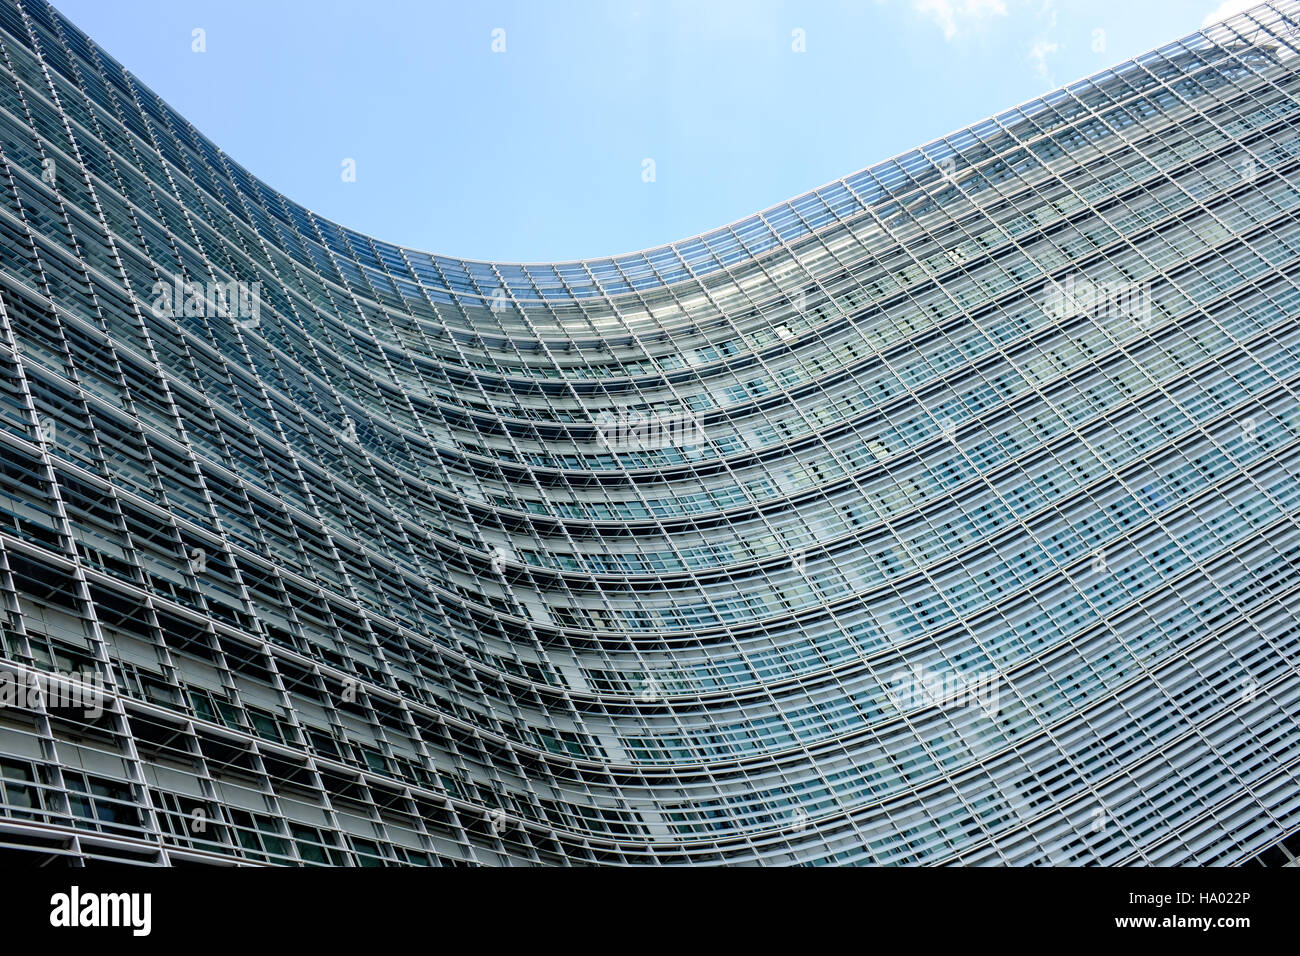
(55, 0), (1261, 262)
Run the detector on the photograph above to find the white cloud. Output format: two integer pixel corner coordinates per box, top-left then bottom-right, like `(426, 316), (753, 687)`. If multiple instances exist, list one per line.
(912, 0), (1008, 41)
(1037, 0), (1059, 30)
(1028, 0), (1059, 84)
(1028, 36), (1060, 80)
(1203, 0), (1265, 27)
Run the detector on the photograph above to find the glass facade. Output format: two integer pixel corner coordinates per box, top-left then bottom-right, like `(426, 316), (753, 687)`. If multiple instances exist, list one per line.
(0, 0), (1297, 865)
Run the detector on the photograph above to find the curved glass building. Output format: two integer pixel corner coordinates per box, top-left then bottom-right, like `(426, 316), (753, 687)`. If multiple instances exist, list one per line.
(0, 0), (1298, 866)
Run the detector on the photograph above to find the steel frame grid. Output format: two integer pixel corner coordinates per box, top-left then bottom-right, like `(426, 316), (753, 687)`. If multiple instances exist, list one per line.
(0, 0), (1293, 865)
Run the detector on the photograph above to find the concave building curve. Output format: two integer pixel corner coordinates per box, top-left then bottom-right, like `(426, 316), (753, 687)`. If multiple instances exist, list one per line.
(0, 0), (1297, 865)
